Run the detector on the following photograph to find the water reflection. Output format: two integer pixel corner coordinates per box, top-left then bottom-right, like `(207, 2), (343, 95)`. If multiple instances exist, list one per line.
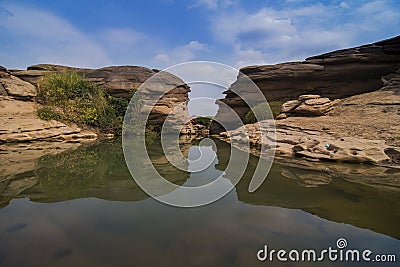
(0, 138), (399, 266)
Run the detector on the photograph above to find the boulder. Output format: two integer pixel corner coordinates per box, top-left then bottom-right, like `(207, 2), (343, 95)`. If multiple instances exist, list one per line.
(280, 100), (301, 113)
(294, 100), (333, 116)
(279, 95), (334, 117)
(276, 113), (287, 120)
(298, 94), (321, 101)
(0, 68), (36, 99)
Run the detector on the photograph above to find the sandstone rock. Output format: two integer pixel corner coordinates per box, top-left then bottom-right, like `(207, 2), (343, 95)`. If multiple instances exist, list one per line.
(0, 96), (97, 143)
(280, 95), (334, 117)
(276, 113), (287, 120)
(12, 64), (191, 126)
(304, 97), (330, 105)
(0, 84), (7, 95)
(218, 83), (400, 166)
(211, 35), (400, 133)
(280, 100), (301, 113)
(294, 101), (333, 116)
(0, 69), (37, 99)
(220, 120), (392, 165)
(298, 94), (321, 101)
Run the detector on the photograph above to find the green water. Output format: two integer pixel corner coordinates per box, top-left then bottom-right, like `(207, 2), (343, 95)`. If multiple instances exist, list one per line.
(0, 138), (399, 266)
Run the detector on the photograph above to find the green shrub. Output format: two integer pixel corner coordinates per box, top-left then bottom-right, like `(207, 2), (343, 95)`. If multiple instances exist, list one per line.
(37, 106), (62, 121)
(193, 116), (212, 128)
(37, 71), (121, 132)
(243, 101), (284, 124)
(269, 101), (284, 118)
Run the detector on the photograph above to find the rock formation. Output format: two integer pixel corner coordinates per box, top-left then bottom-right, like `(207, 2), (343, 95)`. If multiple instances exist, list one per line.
(278, 94), (335, 118)
(0, 67), (98, 144)
(1, 64), (192, 143)
(218, 84), (400, 166)
(11, 64), (191, 124)
(211, 35), (400, 133)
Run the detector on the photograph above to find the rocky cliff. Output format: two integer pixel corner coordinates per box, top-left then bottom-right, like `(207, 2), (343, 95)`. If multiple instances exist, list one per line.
(211, 35), (400, 133)
(214, 35), (400, 168)
(1, 64), (191, 143)
(11, 64), (191, 124)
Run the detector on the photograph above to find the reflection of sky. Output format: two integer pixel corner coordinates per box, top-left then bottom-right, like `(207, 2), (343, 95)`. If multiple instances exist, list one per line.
(187, 83), (226, 116)
(1, 196), (399, 267)
(1, 146), (399, 266)
(1, 144), (399, 266)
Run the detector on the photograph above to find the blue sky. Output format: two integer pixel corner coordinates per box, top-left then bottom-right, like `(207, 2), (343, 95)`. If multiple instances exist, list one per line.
(1, 0), (399, 70)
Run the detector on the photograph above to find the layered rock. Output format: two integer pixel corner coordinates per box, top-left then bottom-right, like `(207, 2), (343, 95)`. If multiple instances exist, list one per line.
(0, 66), (98, 144)
(0, 67), (36, 99)
(181, 119), (210, 135)
(211, 35), (400, 133)
(218, 86), (400, 165)
(278, 94), (335, 118)
(0, 96), (97, 143)
(11, 64), (191, 125)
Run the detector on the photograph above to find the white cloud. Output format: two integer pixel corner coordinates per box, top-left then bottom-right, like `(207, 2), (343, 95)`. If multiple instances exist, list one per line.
(210, 1), (399, 67)
(189, 0), (235, 10)
(187, 40), (207, 51)
(99, 28), (145, 46)
(354, 0), (400, 31)
(190, 0), (218, 10)
(153, 40), (208, 67)
(0, 4), (111, 68)
(154, 53), (171, 63)
(339, 2), (350, 9)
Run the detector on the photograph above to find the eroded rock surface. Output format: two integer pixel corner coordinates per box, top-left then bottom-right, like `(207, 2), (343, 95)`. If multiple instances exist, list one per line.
(0, 96), (97, 143)
(278, 95), (335, 118)
(0, 68), (36, 99)
(11, 64), (191, 125)
(211, 35), (400, 133)
(218, 86), (400, 166)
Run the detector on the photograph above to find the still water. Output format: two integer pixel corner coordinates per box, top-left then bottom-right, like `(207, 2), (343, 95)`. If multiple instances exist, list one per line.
(0, 138), (399, 266)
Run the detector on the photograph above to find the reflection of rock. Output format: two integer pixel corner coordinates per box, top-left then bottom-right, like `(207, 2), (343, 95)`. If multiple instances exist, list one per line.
(212, 139), (400, 239)
(0, 141), (81, 183)
(281, 169), (332, 187)
(0, 139), (191, 207)
(2, 176), (37, 197)
(0, 141), (83, 208)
